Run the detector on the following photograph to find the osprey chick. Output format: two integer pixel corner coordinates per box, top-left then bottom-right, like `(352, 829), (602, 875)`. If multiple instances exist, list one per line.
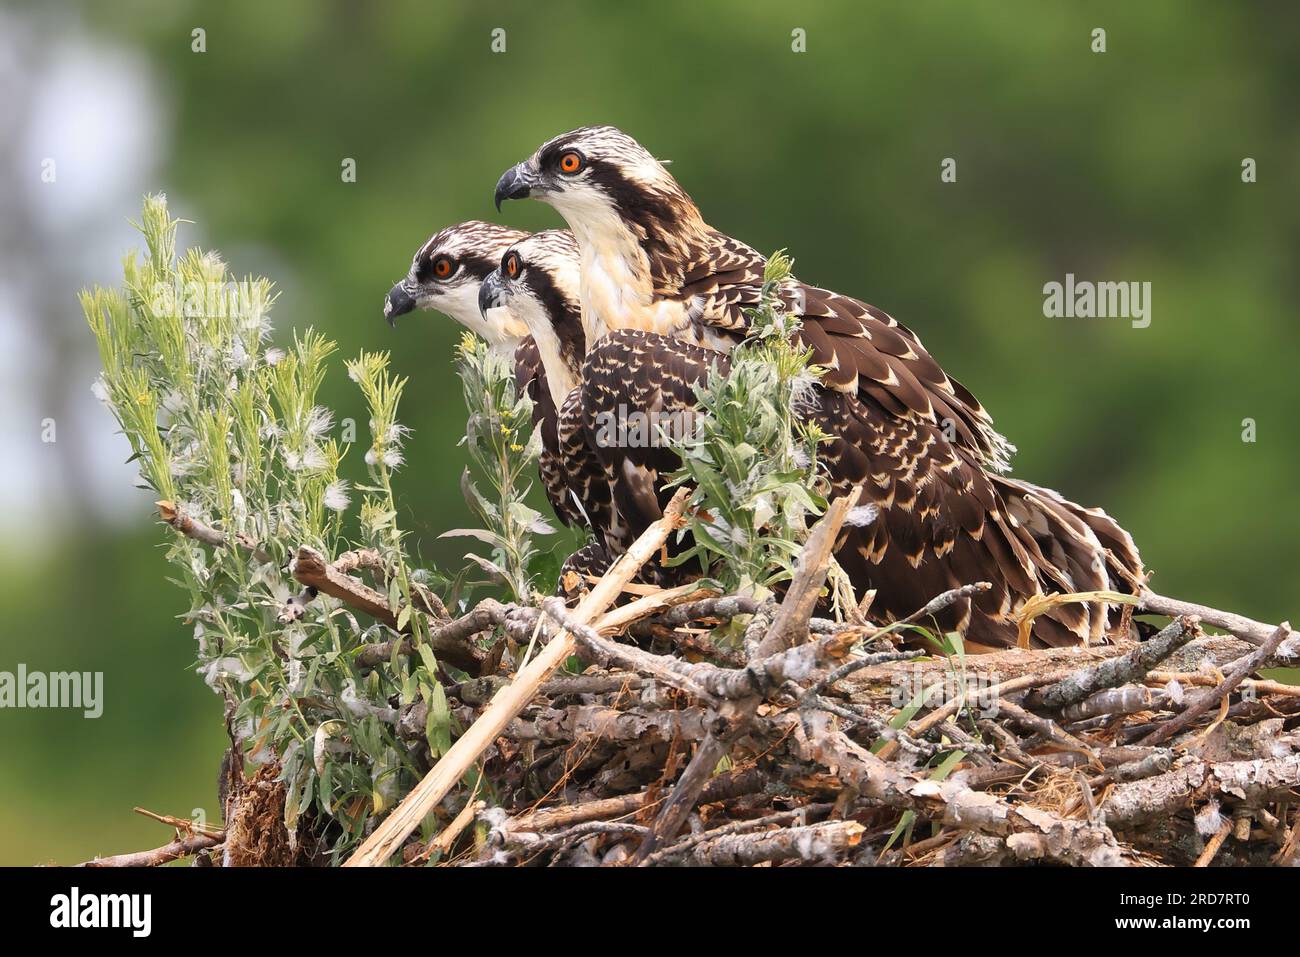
(478, 230), (618, 539)
(383, 221), (600, 535)
(384, 220), (529, 349)
(496, 126), (1146, 648)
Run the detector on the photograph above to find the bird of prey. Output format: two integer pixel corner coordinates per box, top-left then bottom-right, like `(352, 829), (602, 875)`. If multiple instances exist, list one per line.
(494, 126), (1145, 648)
(476, 229), (620, 548)
(384, 220), (529, 350)
(383, 221), (603, 535)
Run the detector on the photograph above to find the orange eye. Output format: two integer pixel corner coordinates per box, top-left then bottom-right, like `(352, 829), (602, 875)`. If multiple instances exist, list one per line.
(505, 253), (520, 278)
(433, 256), (454, 279)
(559, 151), (584, 174)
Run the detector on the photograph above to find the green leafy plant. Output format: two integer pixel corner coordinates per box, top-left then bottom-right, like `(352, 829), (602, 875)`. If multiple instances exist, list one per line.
(667, 251), (828, 597)
(83, 196), (474, 859)
(443, 332), (557, 604)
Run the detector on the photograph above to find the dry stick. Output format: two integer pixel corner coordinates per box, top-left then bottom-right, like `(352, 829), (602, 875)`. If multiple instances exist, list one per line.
(295, 543), (497, 675)
(795, 583), (993, 699)
(515, 583), (705, 661)
(1138, 591), (1287, 648)
(875, 669), (1079, 761)
(636, 593), (760, 630)
(1061, 685), (1166, 722)
(1138, 622), (1292, 747)
(1145, 672), (1300, 698)
(294, 545), (400, 628)
(896, 581), (993, 628)
(642, 803), (835, 866)
(157, 500), (272, 563)
(1026, 616), (1199, 711)
(632, 491), (859, 865)
(418, 797), (482, 864)
(753, 487), (861, 659)
(507, 768), (766, 836)
(354, 599), (504, 673)
(511, 793), (657, 834)
(786, 715), (1135, 866)
(343, 488), (690, 867)
(594, 582), (706, 634)
(81, 832), (223, 867)
(994, 698), (1097, 759)
(132, 806), (223, 838)
(334, 547), (450, 619)
(509, 704), (712, 744)
(686, 820), (865, 866)
(1193, 817), (1235, 868)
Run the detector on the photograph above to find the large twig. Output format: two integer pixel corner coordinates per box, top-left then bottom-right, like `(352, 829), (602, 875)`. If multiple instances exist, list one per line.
(1026, 616), (1199, 710)
(354, 599), (503, 674)
(784, 713), (1137, 866)
(752, 487), (860, 659)
(157, 500), (272, 564)
(81, 831), (224, 867)
(1103, 753), (1300, 827)
(343, 488), (690, 866)
(1137, 622), (1292, 746)
(1138, 590), (1288, 649)
(633, 492), (860, 863)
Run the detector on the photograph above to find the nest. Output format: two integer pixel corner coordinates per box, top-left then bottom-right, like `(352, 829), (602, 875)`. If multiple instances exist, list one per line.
(88, 492), (1300, 868)
(349, 492), (1300, 868)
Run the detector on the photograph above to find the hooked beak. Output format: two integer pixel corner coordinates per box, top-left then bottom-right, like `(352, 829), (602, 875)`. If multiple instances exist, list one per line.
(478, 270), (506, 318)
(384, 282), (417, 327)
(494, 161), (539, 211)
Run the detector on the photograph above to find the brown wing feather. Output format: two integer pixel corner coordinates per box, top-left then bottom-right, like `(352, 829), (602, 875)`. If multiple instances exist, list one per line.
(581, 331), (1143, 648)
(557, 386), (617, 537)
(515, 337), (613, 535)
(621, 227), (1146, 647)
(580, 330), (727, 555)
(672, 234), (1013, 474)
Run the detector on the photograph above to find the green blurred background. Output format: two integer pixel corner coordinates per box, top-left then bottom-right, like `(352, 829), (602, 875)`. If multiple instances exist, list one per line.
(0, 0), (1295, 864)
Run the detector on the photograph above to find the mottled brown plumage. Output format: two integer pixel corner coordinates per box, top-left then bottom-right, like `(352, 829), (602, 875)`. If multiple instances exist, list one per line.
(386, 223), (607, 538)
(498, 126), (1146, 647)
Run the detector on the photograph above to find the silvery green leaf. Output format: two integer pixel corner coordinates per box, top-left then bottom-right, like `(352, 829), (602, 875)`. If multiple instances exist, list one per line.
(440, 527), (506, 548)
(463, 553), (508, 582)
(460, 468), (498, 520)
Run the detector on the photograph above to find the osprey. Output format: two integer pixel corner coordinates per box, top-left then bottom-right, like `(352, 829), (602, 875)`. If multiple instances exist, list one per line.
(495, 126), (1146, 648)
(383, 221), (601, 535)
(476, 229), (620, 547)
(384, 220), (529, 349)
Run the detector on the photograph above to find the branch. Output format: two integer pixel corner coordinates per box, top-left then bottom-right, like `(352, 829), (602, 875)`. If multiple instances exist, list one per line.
(1138, 590), (1290, 648)
(81, 831), (223, 867)
(355, 599), (504, 675)
(1026, 615), (1199, 710)
(343, 487), (691, 867)
(157, 500), (272, 564)
(1137, 622), (1292, 746)
(752, 487), (860, 658)
(1103, 753), (1300, 827)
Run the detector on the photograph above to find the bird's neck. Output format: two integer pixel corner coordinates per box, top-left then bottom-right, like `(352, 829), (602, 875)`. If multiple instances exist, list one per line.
(561, 200), (712, 341)
(452, 302), (527, 347)
(516, 299), (582, 408)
